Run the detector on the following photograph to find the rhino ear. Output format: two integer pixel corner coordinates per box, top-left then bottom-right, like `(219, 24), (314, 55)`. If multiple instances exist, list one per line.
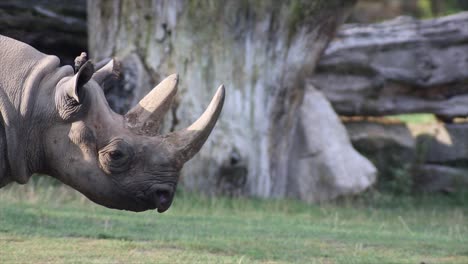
(67, 61), (94, 103)
(92, 59), (119, 86)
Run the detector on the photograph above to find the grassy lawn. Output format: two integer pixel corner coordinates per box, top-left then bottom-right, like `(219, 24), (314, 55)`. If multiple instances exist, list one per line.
(0, 180), (467, 263)
(387, 114), (437, 124)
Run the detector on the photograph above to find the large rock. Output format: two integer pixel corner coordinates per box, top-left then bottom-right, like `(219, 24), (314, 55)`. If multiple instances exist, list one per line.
(346, 121), (415, 181)
(88, 0), (358, 199)
(311, 13), (468, 120)
(410, 122), (468, 193)
(414, 123), (468, 166)
(287, 85), (376, 202)
(0, 0), (87, 65)
(413, 164), (468, 192)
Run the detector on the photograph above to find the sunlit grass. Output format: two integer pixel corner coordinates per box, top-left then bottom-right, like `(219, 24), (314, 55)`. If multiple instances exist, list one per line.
(386, 113), (437, 124)
(0, 179), (467, 263)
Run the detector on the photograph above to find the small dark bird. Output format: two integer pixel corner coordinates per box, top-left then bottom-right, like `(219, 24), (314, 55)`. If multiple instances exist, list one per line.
(74, 52), (88, 73)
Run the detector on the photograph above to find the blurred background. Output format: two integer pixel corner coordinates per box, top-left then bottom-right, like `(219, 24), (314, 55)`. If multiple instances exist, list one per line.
(0, 1), (467, 263)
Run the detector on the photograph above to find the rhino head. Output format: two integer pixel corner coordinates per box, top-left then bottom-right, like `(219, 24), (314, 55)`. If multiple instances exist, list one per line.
(44, 60), (224, 212)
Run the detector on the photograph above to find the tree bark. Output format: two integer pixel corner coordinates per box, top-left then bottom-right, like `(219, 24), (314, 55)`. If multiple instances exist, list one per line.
(88, 0), (356, 198)
(311, 12), (468, 120)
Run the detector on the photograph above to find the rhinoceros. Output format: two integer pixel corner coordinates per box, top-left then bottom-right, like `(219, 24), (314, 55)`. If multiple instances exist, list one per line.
(0, 35), (225, 212)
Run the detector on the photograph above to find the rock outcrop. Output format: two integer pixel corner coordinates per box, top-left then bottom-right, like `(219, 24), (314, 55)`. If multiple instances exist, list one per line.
(311, 12), (468, 120)
(310, 12), (468, 194)
(415, 123), (468, 166)
(346, 121), (415, 182)
(0, 0), (87, 65)
(288, 85), (376, 202)
(413, 164), (468, 192)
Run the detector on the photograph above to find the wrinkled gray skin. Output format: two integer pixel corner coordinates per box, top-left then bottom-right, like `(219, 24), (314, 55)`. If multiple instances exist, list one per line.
(0, 35), (225, 212)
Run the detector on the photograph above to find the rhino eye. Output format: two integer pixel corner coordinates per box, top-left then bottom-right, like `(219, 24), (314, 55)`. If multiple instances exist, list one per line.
(99, 139), (134, 174)
(109, 150), (124, 160)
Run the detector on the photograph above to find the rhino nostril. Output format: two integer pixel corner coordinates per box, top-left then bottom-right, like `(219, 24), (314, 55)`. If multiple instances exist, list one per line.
(155, 189), (172, 207)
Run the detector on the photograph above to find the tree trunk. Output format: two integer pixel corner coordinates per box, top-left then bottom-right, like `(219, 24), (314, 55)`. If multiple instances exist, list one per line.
(311, 12), (468, 120)
(88, 0), (356, 198)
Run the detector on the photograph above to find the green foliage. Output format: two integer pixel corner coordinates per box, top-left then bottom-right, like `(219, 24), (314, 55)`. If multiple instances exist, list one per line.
(418, 0), (468, 18)
(419, 0), (434, 18)
(287, 0), (317, 39)
(376, 165), (414, 195)
(0, 183), (467, 263)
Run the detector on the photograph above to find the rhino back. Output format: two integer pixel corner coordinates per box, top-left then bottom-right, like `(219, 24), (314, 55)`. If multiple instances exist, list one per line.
(0, 35), (48, 107)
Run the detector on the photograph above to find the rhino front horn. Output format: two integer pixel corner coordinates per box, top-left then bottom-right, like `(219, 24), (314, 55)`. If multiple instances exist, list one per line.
(125, 74), (179, 135)
(167, 85), (225, 163)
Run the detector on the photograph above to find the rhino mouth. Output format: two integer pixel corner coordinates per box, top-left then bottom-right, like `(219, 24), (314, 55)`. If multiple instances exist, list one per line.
(136, 189), (173, 213)
(155, 189), (173, 213)
(130, 185), (174, 213)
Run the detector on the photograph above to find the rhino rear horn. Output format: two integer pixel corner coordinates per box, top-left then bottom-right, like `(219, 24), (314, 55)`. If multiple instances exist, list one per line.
(92, 59), (120, 86)
(167, 85), (225, 163)
(125, 74), (179, 135)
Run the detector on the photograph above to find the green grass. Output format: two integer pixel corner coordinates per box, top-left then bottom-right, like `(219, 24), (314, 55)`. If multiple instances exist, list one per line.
(387, 113), (437, 124)
(0, 180), (467, 263)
